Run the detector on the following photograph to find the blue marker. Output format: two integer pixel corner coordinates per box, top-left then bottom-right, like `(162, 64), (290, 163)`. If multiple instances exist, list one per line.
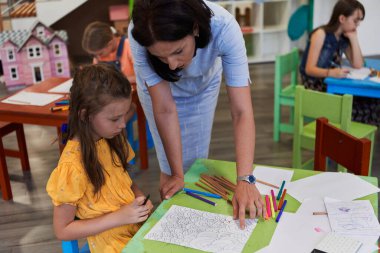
(276, 200), (287, 223)
(276, 180), (286, 200)
(183, 188), (222, 199)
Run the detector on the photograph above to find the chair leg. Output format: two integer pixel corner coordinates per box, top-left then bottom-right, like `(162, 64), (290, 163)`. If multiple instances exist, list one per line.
(368, 131), (375, 176)
(0, 139), (12, 200)
(292, 135), (302, 169)
(15, 124), (30, 171)
(273, 99), (280, 142)
(135, 100), (148, 170)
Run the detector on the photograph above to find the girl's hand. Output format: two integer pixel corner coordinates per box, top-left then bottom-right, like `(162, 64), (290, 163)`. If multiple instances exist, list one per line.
(329, 68), (350, 78)
(116, 196), (151, 225)
(344, 30), (358, 40)
(232, 182), (266, 229)
(160, 174), (184, 200)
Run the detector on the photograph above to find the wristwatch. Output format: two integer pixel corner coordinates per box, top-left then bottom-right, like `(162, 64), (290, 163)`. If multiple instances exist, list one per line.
(237, 174), (256, 184)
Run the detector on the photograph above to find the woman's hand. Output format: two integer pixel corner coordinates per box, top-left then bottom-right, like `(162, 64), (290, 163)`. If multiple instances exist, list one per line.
(116, 196), (151, 225)
(160, 172), (184, 200)
(232, 182), (265, 229)
(328, 68), (350, 78)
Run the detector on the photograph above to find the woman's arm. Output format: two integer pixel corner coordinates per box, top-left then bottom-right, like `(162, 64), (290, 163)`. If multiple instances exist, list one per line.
(306, 29), (349, 78)
(53, 198), (150, 241)
(148, 81), (184, 199)
(227, 85), (265, 228)
(344, 31), (364, 68)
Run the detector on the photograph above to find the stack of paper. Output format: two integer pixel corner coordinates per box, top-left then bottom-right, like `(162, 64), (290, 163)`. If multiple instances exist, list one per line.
(2, 91), (63, 106)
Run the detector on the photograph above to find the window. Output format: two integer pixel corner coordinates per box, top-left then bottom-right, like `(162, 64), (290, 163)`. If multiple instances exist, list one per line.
(28, 45), (42, 58)
(7, 48), (15, 61)
(56, 61), (63, 74)
(36, 26), (45, 37)
(10, 67), (18, 80)
(53, 43), (61, 56)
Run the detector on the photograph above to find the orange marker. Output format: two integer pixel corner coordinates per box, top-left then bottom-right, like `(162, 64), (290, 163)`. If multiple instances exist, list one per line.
(51, 105), (69, 112)
(278, 189), (287, 210)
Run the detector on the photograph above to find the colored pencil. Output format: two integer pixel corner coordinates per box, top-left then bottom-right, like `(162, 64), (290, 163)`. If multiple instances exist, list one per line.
(278, 189), (287, 210)
(313, 212), (328, 215)
(271, 189), (278, 212)
(276, 180), (286, 200)
(256, 179), (279, 189)
(185, 191), (216, 206)
(276, 200), (287, 223)
(183, 188), (222, 199)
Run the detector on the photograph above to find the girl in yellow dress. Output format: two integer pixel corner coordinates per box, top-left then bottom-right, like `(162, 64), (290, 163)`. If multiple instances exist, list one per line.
(46, 63), (153, 253)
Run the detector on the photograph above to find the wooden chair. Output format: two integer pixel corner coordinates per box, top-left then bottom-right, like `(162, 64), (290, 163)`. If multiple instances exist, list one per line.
(0, 122), (30, 200)
(273, 48), (300, 142)
(292, 86), (377, 174)
(314, 117), (371, 176)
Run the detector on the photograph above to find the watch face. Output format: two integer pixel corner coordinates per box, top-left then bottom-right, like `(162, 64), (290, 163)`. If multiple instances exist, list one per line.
(248, 175), (255, 183)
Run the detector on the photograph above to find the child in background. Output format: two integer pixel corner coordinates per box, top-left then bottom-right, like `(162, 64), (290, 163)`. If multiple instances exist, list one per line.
(300, 0), (380, 126)
(82, 21), (136, 83)
(46, 64), (153, 253)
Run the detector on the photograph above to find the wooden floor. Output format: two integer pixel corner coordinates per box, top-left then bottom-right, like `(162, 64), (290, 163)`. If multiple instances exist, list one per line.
(0, 63), (379, 253)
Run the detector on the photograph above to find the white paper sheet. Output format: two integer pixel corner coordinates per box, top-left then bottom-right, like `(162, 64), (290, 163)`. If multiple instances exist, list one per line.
(287, 172), (379, 203)
(347, 67), (371, 80)
(252, 166), (294, 195)
(296, 198), (327, 216)
(325, 198), (380, 237)
(2, 91), (63, 106)
(48, 78), (72, 93)
(144, 205), (257, 253)
(369, 76), (380, 83)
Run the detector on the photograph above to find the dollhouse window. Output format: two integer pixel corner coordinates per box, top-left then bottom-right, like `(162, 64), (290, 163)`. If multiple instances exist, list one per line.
(28, 46), (42, 58)
(56, 61), (63, 74)
(10, 67), (18, 80)
(7, 48), (15, 61)
(36, 26), (45, 37)
(53, 43), (61, 56)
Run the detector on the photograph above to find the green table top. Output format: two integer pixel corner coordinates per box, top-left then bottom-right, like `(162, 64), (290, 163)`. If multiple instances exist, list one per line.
(122, 159), (378, 253)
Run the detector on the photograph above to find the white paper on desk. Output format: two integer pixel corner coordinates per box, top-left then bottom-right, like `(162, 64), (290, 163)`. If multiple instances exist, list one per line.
(325, 197), (380, 237)
(287, 172), (379, 203)
(2, 91), (63, 106)
(255, 212), (331, 253)
(296, 198), (327, 216)
(144, 205), (257, 253)
(48, 78), (72, 93)
(252, 166), (294, 195)
(347, 67), (371, 80)
(369, 77), (380, 83)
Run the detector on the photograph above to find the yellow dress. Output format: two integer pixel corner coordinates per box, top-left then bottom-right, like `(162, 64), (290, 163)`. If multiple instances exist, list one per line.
(46, 139), (140, 253)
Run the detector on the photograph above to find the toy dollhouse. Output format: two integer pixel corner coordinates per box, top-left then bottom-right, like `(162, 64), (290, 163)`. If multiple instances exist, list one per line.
(0, 21), (70, 87)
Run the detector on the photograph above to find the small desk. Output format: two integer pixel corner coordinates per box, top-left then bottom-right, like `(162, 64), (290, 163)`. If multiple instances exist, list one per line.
(122, 159), (378, 253)
(325, 59), (380, 99)
(0, 77), (149, 169)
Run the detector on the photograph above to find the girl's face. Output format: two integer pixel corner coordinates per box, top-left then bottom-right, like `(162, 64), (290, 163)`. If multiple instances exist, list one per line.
(89, 97), (132, 140)
(341, 9), (363, 33)
(147, 34), (196, 71)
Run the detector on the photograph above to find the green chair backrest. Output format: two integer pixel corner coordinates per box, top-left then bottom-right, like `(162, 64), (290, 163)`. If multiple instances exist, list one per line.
(275, 47), (299, 91)
(295, 86), (353, 132)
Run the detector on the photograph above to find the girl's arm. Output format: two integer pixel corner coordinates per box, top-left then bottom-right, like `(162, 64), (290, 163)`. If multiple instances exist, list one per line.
(226, 85), (266, 228)
(306, 29), (349, 78)
(148, 80), (184, 199)
(344, 31), (364, 68)
(53, 198), (150, 241)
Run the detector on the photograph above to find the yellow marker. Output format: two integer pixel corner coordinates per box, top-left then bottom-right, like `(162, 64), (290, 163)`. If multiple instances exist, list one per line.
(269, 194), (275, 218)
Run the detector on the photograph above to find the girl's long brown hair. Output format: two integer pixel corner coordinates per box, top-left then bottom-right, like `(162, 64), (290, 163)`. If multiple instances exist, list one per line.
(68, 63), (132, 194)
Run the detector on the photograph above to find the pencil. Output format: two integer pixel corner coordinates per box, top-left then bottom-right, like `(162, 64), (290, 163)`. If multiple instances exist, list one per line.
(313, 212), (327, 215)
(256, 179), (279, 189)
(185, 191), (217, 206)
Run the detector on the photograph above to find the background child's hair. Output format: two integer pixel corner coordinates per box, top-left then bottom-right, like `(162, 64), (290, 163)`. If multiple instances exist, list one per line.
(82, 21), (114, 54)
(68, 63), (132, 194)
(131, 0), (213, 82)
(322, 0), (365, 34)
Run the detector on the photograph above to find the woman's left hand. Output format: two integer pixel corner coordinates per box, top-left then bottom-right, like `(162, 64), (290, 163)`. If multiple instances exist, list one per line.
(232, 182), (266, 229)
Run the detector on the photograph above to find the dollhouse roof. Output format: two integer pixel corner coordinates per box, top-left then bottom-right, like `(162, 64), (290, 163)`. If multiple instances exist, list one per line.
(0, 21), (67, 51)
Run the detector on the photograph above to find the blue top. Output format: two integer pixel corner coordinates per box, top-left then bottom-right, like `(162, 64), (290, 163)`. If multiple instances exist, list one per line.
(300, 30), (349, 79)
(128, 0), (251, 97)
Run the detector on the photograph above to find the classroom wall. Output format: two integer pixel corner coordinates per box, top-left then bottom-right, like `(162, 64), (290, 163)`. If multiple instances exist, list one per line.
(313, 0), (380, 56)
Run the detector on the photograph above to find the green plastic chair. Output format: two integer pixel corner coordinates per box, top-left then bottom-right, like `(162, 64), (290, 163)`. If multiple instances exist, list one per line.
(292, 86), (377, 175)
(273, 48), (300, 142)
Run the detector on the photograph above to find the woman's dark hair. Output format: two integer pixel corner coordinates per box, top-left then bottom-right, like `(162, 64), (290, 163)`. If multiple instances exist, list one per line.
(68, 63), (132, 195)
(322, 0), (365, 34)
(131, 0), (213, 82)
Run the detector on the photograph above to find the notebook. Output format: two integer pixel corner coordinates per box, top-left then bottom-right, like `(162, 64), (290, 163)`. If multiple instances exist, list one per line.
(312, 233), (362, 253)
